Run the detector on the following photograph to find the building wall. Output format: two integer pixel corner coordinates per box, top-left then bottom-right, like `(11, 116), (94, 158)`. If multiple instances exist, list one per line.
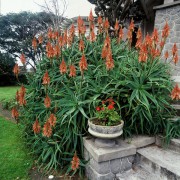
(154, 3), (180, 75)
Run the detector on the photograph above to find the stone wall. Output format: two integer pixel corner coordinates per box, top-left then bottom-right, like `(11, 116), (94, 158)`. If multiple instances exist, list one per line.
(154, 2), (180, 75)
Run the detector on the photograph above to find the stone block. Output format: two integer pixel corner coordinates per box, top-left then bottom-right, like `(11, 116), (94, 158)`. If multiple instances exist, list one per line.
(125, 135), (155, 149)
(86, 165), (115, 180)
(121, 157), (132, 172)
(89, 158), (110, 174)
(164, 0), (174, 4)
(110, 159), (121, 174)
(83, 137), (136, 162)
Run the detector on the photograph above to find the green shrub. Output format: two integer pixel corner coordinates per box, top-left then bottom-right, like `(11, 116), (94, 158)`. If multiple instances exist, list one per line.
(13, 17), (178, 174)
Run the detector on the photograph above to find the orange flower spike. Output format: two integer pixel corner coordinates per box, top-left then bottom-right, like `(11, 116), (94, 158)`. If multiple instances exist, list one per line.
(129, 19), (134, 32)
(20, 53), (26, 65)
(11, 107), (19, 119)
(172, 43), (178, 56)
(105, 51), (114, 70)
(101, 46), (108, 59)
(69, 65), (76, 77)
(20, 85), (26, 97)
(43, 121), (52, 137)
(118, 26), (123, 43)
(137, 28), (142, 40)
(63, 30), (68, 46)
(70, 24), (75, 36)
(48, 113), (57, 127)
(44, 95), (51, 108)
(114, 19), (119, 32)
(152, 28), (159, 45)
(79, 54), (88, 72)
(48, 28), (53, 39)
(38, 35), (43, 44)
(98, 16), (103, 25)
(103, 18), (110, 31)
(90, 31), (96, 42)
(77, 16), (83, 27)
(54, 44), (60, 57)
(164, 51), (169, 59)
(16, 90), (19, 102)
(42, 70), (50, 85)
(139, 44), (148, 63)
(32, 37), (37, 50)
(171, 83), (180, 100)
(160, 40), (165, 50)
(173, 53), (179, 65)
(104, 35), (111, 48)
(57, 36), (62, 48)
(59, 59), (67, 74)
(33, 119), (41, 134)
(71, 152), (80, 171)
(145, 33), (152, 48)
(88, 9), (94, 22)
(162, 21), (170, 38)
(127, 30), (132, 44)
(79, 39), (85, 52)
(54, 31), (59, 39)
(13, 63), (20, 77)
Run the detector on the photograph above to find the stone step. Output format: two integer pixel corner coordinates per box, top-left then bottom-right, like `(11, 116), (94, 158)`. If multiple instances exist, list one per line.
(136, 146), (180, 180)
(156, 135), (180, 153)
(116, 165), (161, 180)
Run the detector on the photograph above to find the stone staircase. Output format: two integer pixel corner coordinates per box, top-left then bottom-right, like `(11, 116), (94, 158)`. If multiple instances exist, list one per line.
(117, 137), (180, 180)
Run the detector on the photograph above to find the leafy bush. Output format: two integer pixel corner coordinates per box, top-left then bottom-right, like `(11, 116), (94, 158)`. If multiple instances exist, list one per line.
(12, 15), (179, 174)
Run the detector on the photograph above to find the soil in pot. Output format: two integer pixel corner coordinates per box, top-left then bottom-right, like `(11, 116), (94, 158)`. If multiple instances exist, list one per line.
(90, 118), (122, 126)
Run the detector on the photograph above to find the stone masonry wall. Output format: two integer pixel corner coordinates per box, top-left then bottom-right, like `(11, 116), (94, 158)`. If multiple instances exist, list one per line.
(154, 4), (180, 75)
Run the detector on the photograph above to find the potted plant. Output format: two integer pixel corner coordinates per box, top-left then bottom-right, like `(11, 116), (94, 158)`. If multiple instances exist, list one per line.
(88, 98), (124, 147)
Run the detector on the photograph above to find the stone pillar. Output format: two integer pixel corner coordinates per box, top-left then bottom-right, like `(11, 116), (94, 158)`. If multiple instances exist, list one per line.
(83, 137), (136, 180)
(154, 2), (180, 76)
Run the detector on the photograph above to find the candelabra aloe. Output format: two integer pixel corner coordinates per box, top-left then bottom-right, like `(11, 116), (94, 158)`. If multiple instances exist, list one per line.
(12, 10), (180, 174)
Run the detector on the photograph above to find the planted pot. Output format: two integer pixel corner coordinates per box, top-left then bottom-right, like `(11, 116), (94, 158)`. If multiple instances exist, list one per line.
(88, 117), (124, 139)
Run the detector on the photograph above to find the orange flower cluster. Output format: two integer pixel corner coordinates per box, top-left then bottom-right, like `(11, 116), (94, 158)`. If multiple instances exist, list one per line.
(137, 22), (170, 63)
(43, 121), (52, 137)
(171, 83), (180, 100)
(48, 113), (57, 127)
(20, 53), (26, 65)
(77, 16), (86, 37)
(172, 43), (179, 65)
(11, 107), (19, 119)
(97, 16), (103, 34)
(32, 37), (37, 50)
(15, 85), (26, 106)
(68, 25), (75, 46)
(42, 70), (50, 85)
(46, 41), (61, 59)
(33, 119), (41, 134)
(44, 95), (51, 108)
(38, 35), (43, 44)
(103, 18), (110, 34)
(59, 59), (67, 74)
(69, 65), (76, 77)
(127, 19), (134, 46)
(79, 39), (84, 52)
(114, 19), (119, 35)
(101, 35), (114, 70)
(79, 54), (88, 73)
(118, 26), (124, 43)
(88, 10), (96, 42)
(71, 152), (80, 171)
(13, 63), (20, 77)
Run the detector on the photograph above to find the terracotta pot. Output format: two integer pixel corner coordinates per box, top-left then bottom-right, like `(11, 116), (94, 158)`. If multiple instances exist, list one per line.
(88, 117), (124, 139)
